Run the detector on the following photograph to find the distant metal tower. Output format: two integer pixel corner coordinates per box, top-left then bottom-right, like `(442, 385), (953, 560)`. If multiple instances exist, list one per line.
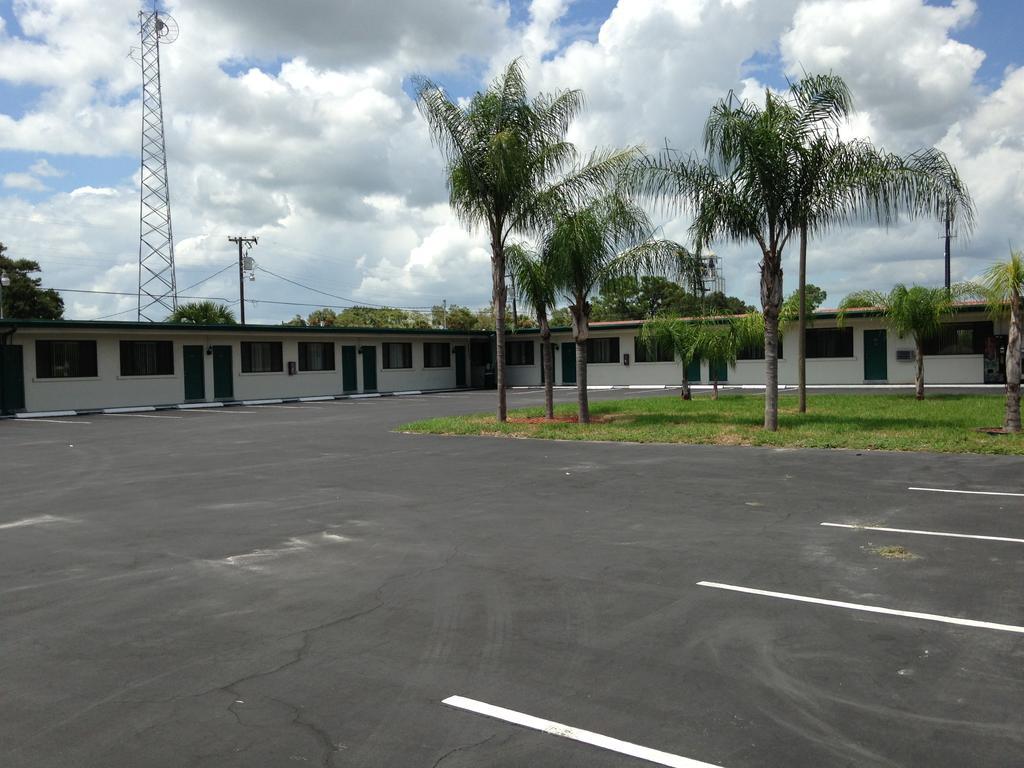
(136, 8), (179, 321)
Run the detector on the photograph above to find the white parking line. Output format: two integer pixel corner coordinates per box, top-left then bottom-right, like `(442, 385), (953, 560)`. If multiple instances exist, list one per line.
(822, 522), (1024, 544)
(248, 404), (319, 409)
(698, 582), (1024, 634)
(909, 486), (1024, 498)
(442, 696), (725, 768)
(104, 413), (183, 419)
(10, 418), (90, 424)
(181, 408), (260, 415)
(0, 515), (70, 530)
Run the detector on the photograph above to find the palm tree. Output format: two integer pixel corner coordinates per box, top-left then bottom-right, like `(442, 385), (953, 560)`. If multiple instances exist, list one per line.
(641, 74), (972, 430)
(640, 77), (850, 430)
(507, 243), (557, 420)
(416, 59), (635, 421)
(640, 312), (764, 400)
(980, 251), (1024, 432)
(166, 301), (237, 324)
(838, 284), (967, 400)
(638, 317), (701, 399)
(791, 125), (975, 413)
(545, 191), (682, 423)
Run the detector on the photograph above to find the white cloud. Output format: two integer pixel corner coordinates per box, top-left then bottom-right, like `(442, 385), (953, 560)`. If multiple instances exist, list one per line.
(3, 172), (47, 191)
(780, 0), (984, 147)
(0, 0), (1020, 322)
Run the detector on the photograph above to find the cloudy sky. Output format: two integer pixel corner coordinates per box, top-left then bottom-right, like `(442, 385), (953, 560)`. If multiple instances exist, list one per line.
(0, 0), (1020, 322)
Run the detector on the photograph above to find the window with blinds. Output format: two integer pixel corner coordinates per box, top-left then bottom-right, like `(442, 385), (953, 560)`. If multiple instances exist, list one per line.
(120, 340), (174, 376)
(586, 337), (620, 364)
(241, 341), (283, 373)
(298, 342), (335, 371)
(423, 342), (450, 368)
(635, 338), (674, 362)
(507, 340), (535, 365)
(382, 342), (412, 369)
(36, 340), (98, 378)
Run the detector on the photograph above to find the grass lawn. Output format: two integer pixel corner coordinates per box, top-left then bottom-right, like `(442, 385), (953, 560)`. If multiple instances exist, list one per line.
(401, 394), (1024, 455)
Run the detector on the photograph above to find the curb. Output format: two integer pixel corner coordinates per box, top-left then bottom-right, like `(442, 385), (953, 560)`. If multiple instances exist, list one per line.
(3, 387), (482, 420)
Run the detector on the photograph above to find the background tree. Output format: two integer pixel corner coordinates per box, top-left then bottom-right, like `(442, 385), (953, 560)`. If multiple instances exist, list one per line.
(0, 244), (63, 319)
(549, 306), (572, 327)
(508, 243), (558, 419)
(546, 191), (683, 423)
(980, 251), (1024, 432)
(839, 284), (967, 400)
(283, 314), (307, 326)
(167, 301), (237, 324)
(781, 283), (826, 327)
(417, 59), (634, 422)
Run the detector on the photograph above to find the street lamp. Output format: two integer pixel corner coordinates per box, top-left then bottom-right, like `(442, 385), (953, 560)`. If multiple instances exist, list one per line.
(0, 271), (9, 320)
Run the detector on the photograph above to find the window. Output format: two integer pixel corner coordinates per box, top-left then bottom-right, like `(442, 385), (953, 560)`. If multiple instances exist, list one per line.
(635, 338), (674, 362)
(923, 321), (993, 355)
(422, 342), (450, 368)
(737, 339), (782, 360)
(805, 327), (853, 358)
(298, 342), (335, 371)
(586, 337), (620, 364)
(382, 342), (412, 369)
(36, 340), (98, 378)
(241, 341), (283, 373)
(507, 340), (535, 366)
(120, 340), (173, 376)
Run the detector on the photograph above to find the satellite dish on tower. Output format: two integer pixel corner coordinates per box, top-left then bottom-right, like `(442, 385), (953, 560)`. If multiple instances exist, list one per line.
(155, 13), (178, 44)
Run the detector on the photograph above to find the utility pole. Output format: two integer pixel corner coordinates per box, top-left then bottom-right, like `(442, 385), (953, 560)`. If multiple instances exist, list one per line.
(228, 236), (257, 324)
(943, 200), (952, 290)
(442, 299), (447, 329)
(508, 272), (518, 330)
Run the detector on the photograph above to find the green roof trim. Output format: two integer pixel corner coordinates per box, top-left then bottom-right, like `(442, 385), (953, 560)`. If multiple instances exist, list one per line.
(0, 318), (494, 337)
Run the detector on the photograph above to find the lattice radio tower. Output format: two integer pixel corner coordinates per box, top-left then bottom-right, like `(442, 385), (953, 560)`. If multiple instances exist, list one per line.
(135, 7), (179, 321)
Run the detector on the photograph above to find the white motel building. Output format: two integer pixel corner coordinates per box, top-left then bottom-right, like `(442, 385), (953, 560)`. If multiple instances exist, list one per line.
(0, 302), (1011, 416)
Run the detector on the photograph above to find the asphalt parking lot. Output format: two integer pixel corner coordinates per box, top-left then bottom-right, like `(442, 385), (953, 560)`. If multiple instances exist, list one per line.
(1, 388), (1022, 767)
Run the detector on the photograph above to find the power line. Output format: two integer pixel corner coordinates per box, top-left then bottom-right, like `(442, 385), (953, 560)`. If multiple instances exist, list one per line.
(254, 265), (432, 310)
(177, 263), (238, 293)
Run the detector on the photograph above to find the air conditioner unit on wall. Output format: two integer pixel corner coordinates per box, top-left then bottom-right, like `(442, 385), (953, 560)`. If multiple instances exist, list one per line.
(895, 349), (915, 362)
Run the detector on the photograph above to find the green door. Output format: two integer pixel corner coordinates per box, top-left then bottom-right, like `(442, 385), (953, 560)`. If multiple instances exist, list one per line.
(561, 342), (575, 384)
(710, 359), (728, 383)
(864, 329), (887, 381)
(212, 345), (233, 399)
(361, 346), (377, 391)
(0, 345), (25, 414)
(454, 346), (467, 387)
(341, 345), (358, 392)
(183, 345), (206, 401)
(685, 357), (701, 382)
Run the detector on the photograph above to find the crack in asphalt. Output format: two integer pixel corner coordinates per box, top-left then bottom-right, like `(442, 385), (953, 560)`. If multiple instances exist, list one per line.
(430, 733), (499, 768)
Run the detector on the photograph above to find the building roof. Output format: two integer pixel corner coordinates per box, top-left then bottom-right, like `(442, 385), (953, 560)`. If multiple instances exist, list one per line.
(509, 300), (990, 335)
(0, 318), (493, 337)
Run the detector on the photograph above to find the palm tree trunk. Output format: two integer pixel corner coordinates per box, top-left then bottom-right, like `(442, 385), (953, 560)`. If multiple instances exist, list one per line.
(712, 377), (719, 400)
(575, 340), (589, 424)
(798, 224), (808, 413)
(1005, 296), (1022, 432)
(915, 341), (925, 400)
(490, 228), (507, 422)
(681, 366), (691, 400)
(762, 250), (783, 431)
(541, 323), (554, 421)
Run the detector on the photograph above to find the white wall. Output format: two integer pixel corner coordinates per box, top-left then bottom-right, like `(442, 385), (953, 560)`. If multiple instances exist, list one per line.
(542, 311), (998, 388)
(14, 329), (474, 412)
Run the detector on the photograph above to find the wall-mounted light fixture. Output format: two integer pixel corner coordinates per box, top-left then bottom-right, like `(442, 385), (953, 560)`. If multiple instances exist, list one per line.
(206, 346), (213, 356)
